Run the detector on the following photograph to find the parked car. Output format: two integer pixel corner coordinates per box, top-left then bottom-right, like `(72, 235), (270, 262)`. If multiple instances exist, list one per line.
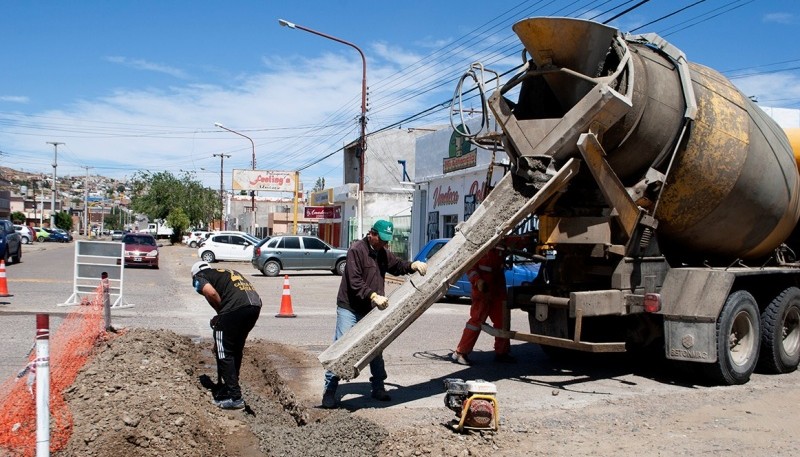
(198, 233), (258, 262)
(53, 228), (73, 241)
(251, 235), (348, 277)
(197, 231), (259, 248)
(42, 228), (70, 243)
(32, 226), (49, 241)
(110, 230), (125, 241)
(0, 219), (22, 264)
(13, 225), (36, 244)
(185, 230), (209, 248)
(122, 233), (159, 268)
(413, 238), (540, 300)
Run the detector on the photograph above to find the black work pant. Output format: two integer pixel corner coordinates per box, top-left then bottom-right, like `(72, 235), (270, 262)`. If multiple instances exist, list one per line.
(213, 305), (261, 400)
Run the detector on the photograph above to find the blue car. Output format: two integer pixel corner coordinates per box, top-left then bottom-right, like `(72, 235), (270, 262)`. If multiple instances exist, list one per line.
(43, 228), (70, 243)
(413, 238), (540, 299)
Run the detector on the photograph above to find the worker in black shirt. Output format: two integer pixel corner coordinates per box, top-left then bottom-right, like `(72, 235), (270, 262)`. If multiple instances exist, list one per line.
(191, 261), (262, 410)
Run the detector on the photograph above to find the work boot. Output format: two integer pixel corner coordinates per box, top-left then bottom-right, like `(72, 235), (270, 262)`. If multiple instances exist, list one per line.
(450, 351), (471, 366)
(494, 353), (517, 363)
(371, 389), (391, 401)
(321, 390), (338, 409)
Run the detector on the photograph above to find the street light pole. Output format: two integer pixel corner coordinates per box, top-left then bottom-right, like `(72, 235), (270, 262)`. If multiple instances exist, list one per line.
(212, 153), (231, 230)
(46, 142), (64, 228)
(214, 123), (257, 235)
(278, 19), (368, 240)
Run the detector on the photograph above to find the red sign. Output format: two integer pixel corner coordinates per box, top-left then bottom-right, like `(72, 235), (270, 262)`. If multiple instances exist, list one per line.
(304, 206), (342, 219)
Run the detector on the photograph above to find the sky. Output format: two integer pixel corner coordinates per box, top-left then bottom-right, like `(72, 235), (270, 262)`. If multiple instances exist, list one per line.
(1, 0), (799, 195)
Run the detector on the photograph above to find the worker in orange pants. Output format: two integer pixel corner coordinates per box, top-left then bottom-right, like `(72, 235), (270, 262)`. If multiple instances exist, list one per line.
(451, 246), (516, 365)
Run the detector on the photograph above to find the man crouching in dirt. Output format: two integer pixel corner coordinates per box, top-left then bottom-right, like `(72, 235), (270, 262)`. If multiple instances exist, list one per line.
(192, 261), (262, 410)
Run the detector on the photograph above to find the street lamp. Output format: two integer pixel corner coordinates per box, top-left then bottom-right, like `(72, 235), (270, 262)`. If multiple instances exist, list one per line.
(214, 122), (256, 235)
(46, 141), (64, 228)
(278, 18), (368, 239)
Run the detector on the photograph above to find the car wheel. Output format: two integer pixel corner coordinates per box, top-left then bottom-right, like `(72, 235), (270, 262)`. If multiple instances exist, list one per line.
(262, 260), (281, 277)
(189, 241), (197, 248)
(12, 246), (21, 264)
(21, 236), (30, 244)
(200, 251), (216, 263)
(334, 260), (346, 276)
(38, 237), (45, 242)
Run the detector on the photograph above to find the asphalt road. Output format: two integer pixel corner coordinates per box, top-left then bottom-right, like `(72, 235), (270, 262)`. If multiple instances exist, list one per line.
(4, 240), (799, 420)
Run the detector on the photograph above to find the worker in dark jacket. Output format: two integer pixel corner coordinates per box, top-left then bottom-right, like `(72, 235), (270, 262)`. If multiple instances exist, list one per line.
(321, 219), (427, 408)
(191, 261), (262, 410)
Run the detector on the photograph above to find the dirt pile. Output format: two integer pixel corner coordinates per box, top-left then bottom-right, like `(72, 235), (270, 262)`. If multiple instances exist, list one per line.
(56, 328), (498, 457)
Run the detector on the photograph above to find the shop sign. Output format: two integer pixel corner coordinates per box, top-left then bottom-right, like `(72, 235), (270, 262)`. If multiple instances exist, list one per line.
(232, 170), (295, 192)
(432, 185), (459, 209)
(304, 206), (341, 219)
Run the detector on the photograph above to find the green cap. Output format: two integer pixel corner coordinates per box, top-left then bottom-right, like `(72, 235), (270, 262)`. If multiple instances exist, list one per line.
(372, 219), (394, 242)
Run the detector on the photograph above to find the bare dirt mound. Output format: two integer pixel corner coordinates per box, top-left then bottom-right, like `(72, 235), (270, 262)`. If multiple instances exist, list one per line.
(56, 329), (499, 457)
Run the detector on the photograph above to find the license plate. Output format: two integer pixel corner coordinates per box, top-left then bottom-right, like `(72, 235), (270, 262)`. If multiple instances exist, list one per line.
(134, 257), (142, 262)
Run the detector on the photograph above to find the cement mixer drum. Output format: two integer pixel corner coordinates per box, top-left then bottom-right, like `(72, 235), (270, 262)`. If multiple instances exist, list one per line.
(498, 17), (800, 261)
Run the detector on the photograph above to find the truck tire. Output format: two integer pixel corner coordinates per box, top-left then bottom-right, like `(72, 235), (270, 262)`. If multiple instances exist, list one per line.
(262, 260), (281, 277)
(757, 287), (800, 374)
(705, 290), (760, 385)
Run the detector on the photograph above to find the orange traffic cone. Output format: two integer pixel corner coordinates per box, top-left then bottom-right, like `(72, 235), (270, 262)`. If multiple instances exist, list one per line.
(0, 259), (12, 297)
(275, 275), (296, 318)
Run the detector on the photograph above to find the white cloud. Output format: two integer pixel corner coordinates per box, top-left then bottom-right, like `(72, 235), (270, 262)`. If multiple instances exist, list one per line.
(105, 56), (189, 79)
(0, 95), (29, 103)
(0, 51), (438, 192)
(763, 12), (794, 24)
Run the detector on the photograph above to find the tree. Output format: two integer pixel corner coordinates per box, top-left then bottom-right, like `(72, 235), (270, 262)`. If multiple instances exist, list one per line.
(166, 207), (190, 245)
(10, 211), (26, 224)
(313, 177), (326, 192)
(55, 211), (72, 231)
(129, 170), (218, 230)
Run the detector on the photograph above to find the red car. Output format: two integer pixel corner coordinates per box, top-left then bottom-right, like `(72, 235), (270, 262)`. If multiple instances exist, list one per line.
(122, 233), (159, 268)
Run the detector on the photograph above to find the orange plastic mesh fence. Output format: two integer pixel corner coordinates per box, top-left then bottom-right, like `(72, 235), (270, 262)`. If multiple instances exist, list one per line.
(0, 282), (123, 456)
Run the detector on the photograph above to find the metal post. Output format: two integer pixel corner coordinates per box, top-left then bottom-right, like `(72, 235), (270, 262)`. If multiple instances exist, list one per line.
(278, 19), (368, 239)
(35, 314), (50, 457)
(82, 166), (91, 237)
(214, 123), (256, 235)
(46, 142), (64, 228)
(212, 153), (231, 230)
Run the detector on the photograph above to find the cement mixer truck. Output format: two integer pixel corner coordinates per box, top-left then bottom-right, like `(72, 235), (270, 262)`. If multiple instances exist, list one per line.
(319, 17), (800, 386)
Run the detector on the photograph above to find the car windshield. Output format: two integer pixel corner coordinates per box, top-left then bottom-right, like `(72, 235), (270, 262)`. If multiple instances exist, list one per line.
(123, 235), (156, 246)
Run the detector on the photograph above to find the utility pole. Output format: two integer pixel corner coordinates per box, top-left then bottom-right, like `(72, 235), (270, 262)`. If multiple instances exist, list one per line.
(81, 166), (92, 237)
(46, 142), (64, 228)
(213, 153), (231, 230)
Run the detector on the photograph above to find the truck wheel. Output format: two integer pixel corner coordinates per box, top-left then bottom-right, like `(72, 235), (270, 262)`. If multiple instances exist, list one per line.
(200, 251), (216, 263)
(262, 260), (280, 277)
(705, 290), (760, 385)
(758, 287), (800, 374)
(334, 260), (346, 276)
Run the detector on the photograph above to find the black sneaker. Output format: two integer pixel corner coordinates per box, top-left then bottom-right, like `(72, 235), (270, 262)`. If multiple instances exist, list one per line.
(321, 390), (337, 409)
(370, 389), (391, 401)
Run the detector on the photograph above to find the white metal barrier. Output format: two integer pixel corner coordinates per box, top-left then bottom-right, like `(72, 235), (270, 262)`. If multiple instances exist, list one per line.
(58, 240), (134, 308)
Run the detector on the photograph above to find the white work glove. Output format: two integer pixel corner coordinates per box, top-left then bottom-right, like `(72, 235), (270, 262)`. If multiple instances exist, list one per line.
(411, 261), (428, 276)
(370, 292), (389, 310)
(475, 279), (488, 293)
